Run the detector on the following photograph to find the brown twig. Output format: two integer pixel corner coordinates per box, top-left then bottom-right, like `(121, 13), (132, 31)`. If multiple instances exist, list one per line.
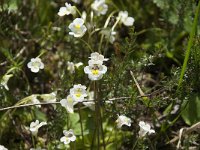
(167, 122), (200, 144)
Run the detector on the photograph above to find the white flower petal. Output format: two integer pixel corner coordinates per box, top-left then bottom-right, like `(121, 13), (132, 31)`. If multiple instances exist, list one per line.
(60, 95), (75, 113)
(58, 7), (67, 16)
(74, 18), (84, 26)
(124, 17), (134, 26)
(138, 121), (155, 137)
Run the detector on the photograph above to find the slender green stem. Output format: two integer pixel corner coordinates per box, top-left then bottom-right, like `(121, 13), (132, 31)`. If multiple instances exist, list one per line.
(32, 135), (36, 148)
(78, 103), (85, 146)
(74, 6), (82, 17)
(91, 124), (96, 150)
(98, 11), (117, 53)
(79, 38), (94, 52)
(106, 124), (116, 145)
(98, 35), (104, 53)
(37, 50), (46, 58)
(94, 81), (100, 149)
(132, 138), (139, 150)
(177, 1), (200, 89)
(96, 82), (106, 150)
(111, 16), (120, 31)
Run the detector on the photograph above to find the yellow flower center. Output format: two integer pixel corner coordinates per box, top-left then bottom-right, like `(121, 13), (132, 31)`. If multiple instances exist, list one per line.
(92, 69), (99, 75)
(75, 93), (81, 97)
(98, 6), (103, 11)
(75, 24), (81, 29)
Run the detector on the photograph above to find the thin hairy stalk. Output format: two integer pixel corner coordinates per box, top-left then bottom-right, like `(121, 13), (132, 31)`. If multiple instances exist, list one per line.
(0, 97), (132, 111)
(177, 1), (200, 89)
(78, 103), (85, 146)
(0, 102), (60, 111)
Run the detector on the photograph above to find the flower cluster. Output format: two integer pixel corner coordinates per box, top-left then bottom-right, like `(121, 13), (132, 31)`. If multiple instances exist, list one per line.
(84, 52), (108, 81)
(60, 84), (87, 113)
(58, 2), (76, 16)
(4, 1), (139, 149)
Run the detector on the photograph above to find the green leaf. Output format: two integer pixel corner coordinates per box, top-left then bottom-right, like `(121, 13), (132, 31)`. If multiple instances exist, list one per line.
(34, 109), (47, 121)
(181, 94), (200, 125)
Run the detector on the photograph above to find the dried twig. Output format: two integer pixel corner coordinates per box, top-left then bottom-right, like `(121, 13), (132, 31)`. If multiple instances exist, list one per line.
(0, 97), (132, 111)
(168, 122), (200, 144)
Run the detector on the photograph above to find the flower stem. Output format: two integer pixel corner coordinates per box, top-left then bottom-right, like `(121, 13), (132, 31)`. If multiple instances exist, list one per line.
(74, 6), (82, 17)
(31, 135), (36, 148)
(132, 138), (139, 150)
(78, 103), (85, 146)
(94, 81), (100, 149)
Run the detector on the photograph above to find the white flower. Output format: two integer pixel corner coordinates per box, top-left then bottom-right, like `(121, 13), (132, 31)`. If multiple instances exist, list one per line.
(108, 31), (116, 44)
(116, 115), (131, 128)
(60, 95), (78, 113)
(84, 52), (108, 80)
(70, 84), (87, 102)
(89, 52), (108, 63)
(75, 62), (83, 68)
(118, 11), (134, 26)
(138, 121), (155, 138)
(40, 92), (57, 103)
(91, 0), (108, 16)
(83, 91), (95, 110)
(0, 145), (8, 150)
(103, 30), (116, 44)
(30, 120), (47, 136)
(0, 74), (13, 90)
(67, 61), (83, 74)
(27, 57), (44, 73)
(58, 2), (76, 16)
(60, 129), (76, 145)
(30, 95), (41, 108)
(68, 18), (87, 37)
(81, 11), (87, 21)
(67, 62), (75, 74)
(84, 60), (107, 80)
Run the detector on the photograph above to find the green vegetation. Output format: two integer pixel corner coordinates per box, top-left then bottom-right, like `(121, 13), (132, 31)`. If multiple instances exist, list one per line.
(0, 0), (200, 149)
